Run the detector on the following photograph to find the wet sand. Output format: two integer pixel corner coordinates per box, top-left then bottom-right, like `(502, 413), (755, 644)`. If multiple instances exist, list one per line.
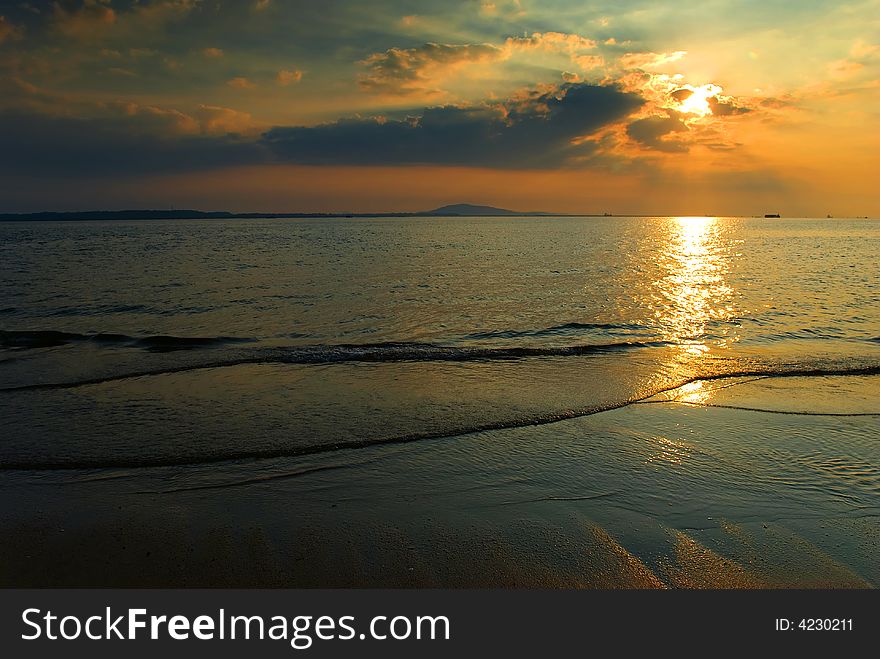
(1, 374), (877, 588)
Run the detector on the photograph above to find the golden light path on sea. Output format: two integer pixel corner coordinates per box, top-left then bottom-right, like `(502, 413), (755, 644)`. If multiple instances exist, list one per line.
(650, 215), (739, 406)
(658, 216), (733, 348)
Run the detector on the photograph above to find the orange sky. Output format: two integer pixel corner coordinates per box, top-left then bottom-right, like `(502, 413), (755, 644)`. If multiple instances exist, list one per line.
(0, 0), (878, 215)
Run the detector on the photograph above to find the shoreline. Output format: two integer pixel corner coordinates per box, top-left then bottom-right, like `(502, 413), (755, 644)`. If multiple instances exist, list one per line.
(2, 373), (877, 588)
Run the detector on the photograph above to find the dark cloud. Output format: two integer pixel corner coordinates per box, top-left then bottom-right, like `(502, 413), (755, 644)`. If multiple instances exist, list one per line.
(626, 112), (689, 152)
(0, 15), (24, 43)
(0, 110), (267, 177)
(263, 82), (643, 168)
(0, 82), (643, 177)
(707, 95), (751, 116)
(50, 0), (118, 39)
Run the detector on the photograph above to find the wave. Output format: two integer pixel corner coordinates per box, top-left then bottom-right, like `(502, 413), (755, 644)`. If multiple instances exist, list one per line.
(672, 402), (880, 417)
(0, 339), (672, 391)
(0, 330), (254, 352)
(5, 325), (878, 355)
(0, 391), (654, 471)
(1, 364), (878, 471)
(462, 321), (652, 340)
(263, 340), (671, 362)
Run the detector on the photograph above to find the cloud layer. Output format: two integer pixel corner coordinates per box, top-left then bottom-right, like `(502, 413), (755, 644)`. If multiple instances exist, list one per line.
(0, 81), (644, 176)
(359, 43), (505, 94)
(0, 0), (875, 214)
(264, 83), (642, 167)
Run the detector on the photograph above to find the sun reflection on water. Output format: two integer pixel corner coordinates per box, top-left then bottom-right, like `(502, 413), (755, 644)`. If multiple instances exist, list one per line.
(646, 216), (740, 399)
(646, 435), (693, 467)
(674, 380), (711, 404)
(655, 216), (736, 351)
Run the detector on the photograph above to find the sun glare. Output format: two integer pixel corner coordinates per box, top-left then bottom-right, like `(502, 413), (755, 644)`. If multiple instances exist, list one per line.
(655, 216), (735, 355)
(674, 83), (723, 116)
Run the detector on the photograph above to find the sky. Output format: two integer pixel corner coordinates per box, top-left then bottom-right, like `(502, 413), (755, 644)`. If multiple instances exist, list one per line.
(0, 0), (878, 215)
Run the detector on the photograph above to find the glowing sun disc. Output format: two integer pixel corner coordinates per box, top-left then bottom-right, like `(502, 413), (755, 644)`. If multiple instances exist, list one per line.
(674, 83), (723, 116)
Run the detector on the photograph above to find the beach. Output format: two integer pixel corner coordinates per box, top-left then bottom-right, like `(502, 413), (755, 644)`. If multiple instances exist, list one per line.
(1, 368), (876, 588)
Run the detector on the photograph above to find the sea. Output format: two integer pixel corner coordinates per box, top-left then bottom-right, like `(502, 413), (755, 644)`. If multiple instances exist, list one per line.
(1, 215), (878, 585)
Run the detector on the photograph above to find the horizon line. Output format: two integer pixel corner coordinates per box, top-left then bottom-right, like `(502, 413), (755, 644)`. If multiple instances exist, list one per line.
(1, 208), (875, 221)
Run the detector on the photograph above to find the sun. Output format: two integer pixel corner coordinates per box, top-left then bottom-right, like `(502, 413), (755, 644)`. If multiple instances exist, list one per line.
(672, 83), (723, 116)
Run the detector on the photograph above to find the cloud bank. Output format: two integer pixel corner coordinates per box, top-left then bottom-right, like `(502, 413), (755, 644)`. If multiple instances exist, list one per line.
(263, 82), (643, 168)
(0, 81), (646, 176)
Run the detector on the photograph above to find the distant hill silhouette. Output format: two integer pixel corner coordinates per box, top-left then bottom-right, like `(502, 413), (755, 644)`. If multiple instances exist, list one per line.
(0, 204), (559, 221)
(424, 203), (520, 216)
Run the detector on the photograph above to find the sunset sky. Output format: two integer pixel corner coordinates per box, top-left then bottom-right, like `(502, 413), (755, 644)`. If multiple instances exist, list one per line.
(0, 0), (878, 215)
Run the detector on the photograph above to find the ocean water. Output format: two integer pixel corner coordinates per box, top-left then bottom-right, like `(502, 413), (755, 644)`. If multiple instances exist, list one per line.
(1, 215), (878, 467)
(2, 215), (879, 586)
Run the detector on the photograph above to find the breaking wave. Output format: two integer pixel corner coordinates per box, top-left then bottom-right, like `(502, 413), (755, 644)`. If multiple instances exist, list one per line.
(0, 338), (673, 391)
(1, 363), (878, 470)
(0, 330), (254, 352)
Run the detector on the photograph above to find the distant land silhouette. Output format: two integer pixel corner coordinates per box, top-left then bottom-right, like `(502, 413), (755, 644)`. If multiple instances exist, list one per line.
(426, 204), (523, 216)
(0, 204), (562, 221)
(2, 207), (860, 221)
